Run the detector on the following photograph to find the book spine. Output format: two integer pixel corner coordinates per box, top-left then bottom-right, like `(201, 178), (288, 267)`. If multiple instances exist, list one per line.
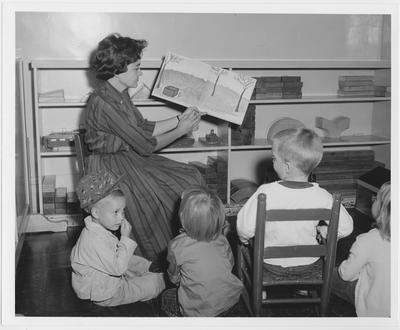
(339, 75), (374, 81)
(340, 86), (375, 92)
(337, 90), (375, 97)
(339, 80), (374, 87)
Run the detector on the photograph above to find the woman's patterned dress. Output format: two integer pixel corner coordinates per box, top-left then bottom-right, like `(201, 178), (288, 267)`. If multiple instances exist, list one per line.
(84, 81), (203, 260)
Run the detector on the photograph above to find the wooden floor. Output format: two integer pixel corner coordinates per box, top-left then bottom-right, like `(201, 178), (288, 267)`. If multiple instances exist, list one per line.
(15, 209), (372, 317)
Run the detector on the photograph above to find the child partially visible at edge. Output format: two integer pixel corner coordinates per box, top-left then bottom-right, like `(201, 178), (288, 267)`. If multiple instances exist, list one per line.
(162, 185), (243, 317)
(236, 128), (353, 276)
(332, 182), (391, 317)
(70, 169), (165, 306)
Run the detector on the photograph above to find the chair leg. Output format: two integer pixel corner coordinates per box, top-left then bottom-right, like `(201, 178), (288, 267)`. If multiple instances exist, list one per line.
(320, 298), (329, 317)
(241, 292), (253, 316)
(309, 290), (321, 316)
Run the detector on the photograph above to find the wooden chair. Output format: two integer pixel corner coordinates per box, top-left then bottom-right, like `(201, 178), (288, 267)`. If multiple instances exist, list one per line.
(237, 192), (342, 317)
(73, 130), (88, 177)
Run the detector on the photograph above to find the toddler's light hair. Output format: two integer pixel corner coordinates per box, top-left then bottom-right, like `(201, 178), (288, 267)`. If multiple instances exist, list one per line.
(179, 185), (225, 242)
(272, 128), (323, 175)
(375, 181), (390, 241)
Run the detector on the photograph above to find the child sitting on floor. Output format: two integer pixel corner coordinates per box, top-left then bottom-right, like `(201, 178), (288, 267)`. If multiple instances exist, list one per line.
(162, 185), (243, 317)
(237, 128), (353, 276)
(332, 182), (391, 317)
(70, 169), (165, 306)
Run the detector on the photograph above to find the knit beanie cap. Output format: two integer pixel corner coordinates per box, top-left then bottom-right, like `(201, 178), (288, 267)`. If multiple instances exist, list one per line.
(76, 169), (123, 209)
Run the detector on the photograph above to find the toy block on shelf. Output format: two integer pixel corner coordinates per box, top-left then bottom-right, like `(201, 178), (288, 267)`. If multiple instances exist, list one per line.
(42, 175), (56, 214)
(315, 116), (350, 139)
(67, 192), (81, 214)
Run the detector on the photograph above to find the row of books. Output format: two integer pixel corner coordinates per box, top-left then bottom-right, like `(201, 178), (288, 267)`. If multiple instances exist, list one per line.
(42, 175), (81, 215)
(251, 76), (303, 100)
(337, 75), (390, 97)
(232, 105), (255, 145)
(311, 150), (379, 208)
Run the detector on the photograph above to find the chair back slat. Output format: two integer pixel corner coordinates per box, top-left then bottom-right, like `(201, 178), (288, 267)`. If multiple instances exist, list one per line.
(264, 245), (327, 259)
(266, 208), (332, 221)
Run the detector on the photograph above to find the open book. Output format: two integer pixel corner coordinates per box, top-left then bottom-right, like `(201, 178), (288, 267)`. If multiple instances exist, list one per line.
(152, 52), (256, 125)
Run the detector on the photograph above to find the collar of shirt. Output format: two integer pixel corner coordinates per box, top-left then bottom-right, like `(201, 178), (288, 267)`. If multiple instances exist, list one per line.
(97, 81), (129, 108)
(84, 215), (119, 240)
(278, 180), (314, 189)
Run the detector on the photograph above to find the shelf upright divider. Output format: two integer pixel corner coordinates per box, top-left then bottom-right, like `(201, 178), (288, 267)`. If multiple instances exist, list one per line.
(32, 66), (44, 214)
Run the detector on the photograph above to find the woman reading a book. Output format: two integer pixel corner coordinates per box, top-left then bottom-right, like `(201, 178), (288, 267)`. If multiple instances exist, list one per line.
(84, 33), (204, 262)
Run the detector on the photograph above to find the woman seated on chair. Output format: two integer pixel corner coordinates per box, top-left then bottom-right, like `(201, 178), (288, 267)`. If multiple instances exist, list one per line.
(237, 128), (353, 276)
(84, 33), (204, 262)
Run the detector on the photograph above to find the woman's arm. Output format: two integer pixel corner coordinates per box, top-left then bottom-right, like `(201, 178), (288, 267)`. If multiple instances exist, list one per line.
(153, 107), (204, 151)
(152, 116), (179, 136)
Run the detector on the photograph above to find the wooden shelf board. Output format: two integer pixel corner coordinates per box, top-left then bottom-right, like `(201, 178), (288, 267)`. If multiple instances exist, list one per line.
(159, 140), (229, 153)
(250, 95), (390, 104)
(38, 99), (166, 107)
(41, 150), (76, 157)
(38, 95), (390, 108)
(40, 135), (389, 157)
(31, 59), (391, 70)
(230, 135), (390, 151)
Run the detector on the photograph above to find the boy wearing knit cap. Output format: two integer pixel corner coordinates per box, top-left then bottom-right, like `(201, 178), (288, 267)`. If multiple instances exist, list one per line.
(70, 170), (165, 306)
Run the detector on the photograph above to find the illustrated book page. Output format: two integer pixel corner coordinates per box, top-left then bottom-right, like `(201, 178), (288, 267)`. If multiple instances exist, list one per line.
(152, 52), (256, 125)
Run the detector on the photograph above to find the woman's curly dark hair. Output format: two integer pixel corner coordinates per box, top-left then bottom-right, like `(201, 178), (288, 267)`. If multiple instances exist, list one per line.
(91, 33), (148, 81)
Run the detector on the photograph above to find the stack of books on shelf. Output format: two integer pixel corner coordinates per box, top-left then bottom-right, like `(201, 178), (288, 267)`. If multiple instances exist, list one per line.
(38, 89), (65, 103)
(311, 150), (379, 208)
(282, 76), (303, 99)
(337, 75), (389, 98)
(251, 76), (303, 100)
(42, 175), (81, 215)
(42, 175), (56, 214)
(231, 104), (255, 145)
(189, 156), (227, 203)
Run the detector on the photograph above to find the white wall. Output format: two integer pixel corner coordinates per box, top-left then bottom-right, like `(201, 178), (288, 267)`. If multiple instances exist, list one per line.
(16, 13), (386, 60)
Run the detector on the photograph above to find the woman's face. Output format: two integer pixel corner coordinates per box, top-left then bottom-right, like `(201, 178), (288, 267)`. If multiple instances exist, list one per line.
(116, 60), (142, 89)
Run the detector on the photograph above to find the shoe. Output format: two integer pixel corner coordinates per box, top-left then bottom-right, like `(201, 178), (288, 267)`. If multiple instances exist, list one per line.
(295, 290), (309, 296)
(262, 290), (267, 300)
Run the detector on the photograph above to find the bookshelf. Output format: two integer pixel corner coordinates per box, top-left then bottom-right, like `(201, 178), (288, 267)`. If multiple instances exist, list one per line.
(30, 59), (391, 216)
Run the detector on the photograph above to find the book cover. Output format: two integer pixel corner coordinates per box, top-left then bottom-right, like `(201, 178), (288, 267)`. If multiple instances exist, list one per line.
(152, 52), (256, 125)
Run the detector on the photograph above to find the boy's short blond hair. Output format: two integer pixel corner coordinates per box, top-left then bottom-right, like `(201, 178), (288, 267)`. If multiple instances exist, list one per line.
(272, 128), (323, 175)
(179, 185), (225, 242)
